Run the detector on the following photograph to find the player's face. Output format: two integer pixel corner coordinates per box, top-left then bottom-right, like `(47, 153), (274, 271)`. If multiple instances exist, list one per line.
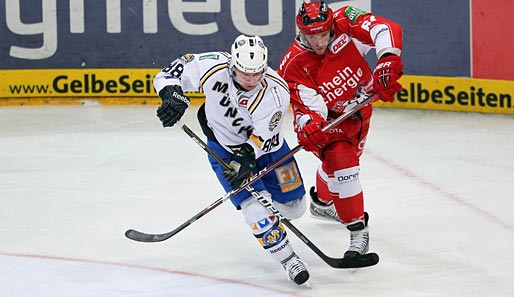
(303, 31), (331, 55)
(233, 68), (263, 90)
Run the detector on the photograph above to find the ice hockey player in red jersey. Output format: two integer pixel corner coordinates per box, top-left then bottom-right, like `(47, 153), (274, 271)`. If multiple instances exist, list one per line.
(278, 1), (403, 259)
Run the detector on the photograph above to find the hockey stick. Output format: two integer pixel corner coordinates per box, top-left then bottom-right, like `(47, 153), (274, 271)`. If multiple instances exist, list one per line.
(181, 125), (378, 268)
(125, 91), (376, 245)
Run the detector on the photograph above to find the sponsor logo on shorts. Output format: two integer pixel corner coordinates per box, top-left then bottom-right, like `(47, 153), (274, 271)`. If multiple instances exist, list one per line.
(275, 162), (302, 192)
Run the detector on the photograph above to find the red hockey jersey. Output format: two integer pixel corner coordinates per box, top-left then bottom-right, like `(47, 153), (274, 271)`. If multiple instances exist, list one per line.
(278, 6), (402, 130)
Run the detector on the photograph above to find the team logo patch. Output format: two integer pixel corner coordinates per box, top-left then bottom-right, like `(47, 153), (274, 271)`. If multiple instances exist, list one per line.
(237, 39), (246, 47)
(269, 111), (282, 131)
(239, 98), (248, 107)
(262, 225), (284, 246)
(275, 161), (302, 192)
(238, 94), (250, 107)
(180, 54), (194, 63)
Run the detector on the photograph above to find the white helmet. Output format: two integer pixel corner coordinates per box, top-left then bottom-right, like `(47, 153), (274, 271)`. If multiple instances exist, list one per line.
(230, 35), (268, 73)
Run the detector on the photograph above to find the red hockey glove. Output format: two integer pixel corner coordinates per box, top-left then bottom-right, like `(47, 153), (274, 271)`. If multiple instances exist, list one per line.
(373, 54), (404, 102)
(297, 114), (329, 152)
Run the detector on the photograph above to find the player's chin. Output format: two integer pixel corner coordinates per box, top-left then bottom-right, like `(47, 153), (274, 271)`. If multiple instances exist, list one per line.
(241, 83), (258, 91)
(313, 48), (327, 55)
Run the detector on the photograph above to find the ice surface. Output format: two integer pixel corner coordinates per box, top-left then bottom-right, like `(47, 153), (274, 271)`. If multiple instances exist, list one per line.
(1, 105), (513, 297)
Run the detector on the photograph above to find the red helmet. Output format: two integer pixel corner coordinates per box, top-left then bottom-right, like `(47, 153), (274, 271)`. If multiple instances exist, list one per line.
(296, 1), (334, 35)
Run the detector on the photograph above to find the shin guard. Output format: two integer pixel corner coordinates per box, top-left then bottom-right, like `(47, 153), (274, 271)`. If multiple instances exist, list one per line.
(241, 197), (295, 263)
(316, 141), (365, 223)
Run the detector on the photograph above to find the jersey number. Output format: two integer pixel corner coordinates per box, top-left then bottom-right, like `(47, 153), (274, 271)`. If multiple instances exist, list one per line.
(262, 133), (279, 152)
(162, 62), (184, 78)
(361, 16), (376, 31)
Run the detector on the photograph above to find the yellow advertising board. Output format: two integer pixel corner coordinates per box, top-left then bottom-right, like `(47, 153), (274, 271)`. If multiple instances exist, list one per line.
(1, 69), (156, 97)
(0, 69), (160, 105)
(375, 75), (514, 114)
(1, 69), (513, 115)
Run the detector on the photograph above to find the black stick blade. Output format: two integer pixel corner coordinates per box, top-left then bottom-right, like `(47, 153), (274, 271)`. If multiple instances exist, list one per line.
(125, 229), (174, 243)
(337, 253), (380, 268)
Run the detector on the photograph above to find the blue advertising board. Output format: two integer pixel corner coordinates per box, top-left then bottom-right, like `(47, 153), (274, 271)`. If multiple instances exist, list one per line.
(1, 0), (470, 77)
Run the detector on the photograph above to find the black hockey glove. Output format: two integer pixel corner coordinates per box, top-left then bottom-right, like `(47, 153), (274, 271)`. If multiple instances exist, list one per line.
(222, 143), (256, 188)
(156, 85), (190, 127)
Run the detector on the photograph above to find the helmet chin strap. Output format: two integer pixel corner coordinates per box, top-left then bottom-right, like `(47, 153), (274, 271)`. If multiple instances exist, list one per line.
(298, 31), (335, 50)
(297, 34), (311, 49)
(230, 69), (245, 91)
(231, 73), (252, 91)
(232, 78), (247, 91)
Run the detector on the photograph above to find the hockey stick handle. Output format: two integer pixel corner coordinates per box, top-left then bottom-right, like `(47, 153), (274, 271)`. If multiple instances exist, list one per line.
(182, 125), (231, 171)
(321, 92), (377, 132)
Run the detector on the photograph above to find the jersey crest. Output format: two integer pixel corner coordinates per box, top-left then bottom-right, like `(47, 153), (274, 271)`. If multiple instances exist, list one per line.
(180, 54), (194, 63)
(269, 111), (282, 131)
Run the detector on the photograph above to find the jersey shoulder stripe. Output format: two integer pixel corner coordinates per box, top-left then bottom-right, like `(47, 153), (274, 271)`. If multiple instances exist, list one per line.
(199, 63), (229, 93)
(264, 73), (289, 93)
(248, 80), (267, 115)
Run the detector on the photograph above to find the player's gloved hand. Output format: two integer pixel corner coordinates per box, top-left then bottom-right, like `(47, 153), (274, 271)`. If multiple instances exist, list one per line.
(297, 113), (329, 152)
(222, 143), (256, 188)
(373, 54), (403, 102)
(156, 85), (190, 127)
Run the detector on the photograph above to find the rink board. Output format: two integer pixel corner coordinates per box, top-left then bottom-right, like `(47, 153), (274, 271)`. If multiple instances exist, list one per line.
(1, 69), (513, 115)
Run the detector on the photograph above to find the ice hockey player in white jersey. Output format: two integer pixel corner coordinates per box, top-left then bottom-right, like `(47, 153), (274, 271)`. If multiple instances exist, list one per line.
(153, 35), (309, 285)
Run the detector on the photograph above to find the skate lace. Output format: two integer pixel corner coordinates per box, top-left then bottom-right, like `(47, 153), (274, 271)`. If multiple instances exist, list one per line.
(283, 257), (307, 280)
(325, 207), (338, 217)
(311, 202), (342, 222)
(348, 229), (369, 253)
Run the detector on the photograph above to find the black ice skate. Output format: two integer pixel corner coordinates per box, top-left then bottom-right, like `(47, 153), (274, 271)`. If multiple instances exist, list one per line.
(344, 212), (370, 258)
(281, 253), (310, 285)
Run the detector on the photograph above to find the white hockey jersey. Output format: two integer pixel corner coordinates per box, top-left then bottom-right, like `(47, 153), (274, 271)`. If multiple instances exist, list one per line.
(153, 52), (291, 158)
